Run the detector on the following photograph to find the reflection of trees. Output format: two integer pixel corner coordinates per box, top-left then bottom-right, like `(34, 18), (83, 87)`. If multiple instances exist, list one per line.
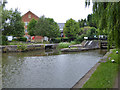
(2, 53), (25, 88)
(2, 49), (61, 77)
(98, 49), (107, 55)
(2, 49), (61, 87)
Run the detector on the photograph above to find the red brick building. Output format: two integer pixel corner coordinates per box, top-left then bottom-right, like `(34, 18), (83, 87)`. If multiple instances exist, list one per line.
(22, 11), (39, 37)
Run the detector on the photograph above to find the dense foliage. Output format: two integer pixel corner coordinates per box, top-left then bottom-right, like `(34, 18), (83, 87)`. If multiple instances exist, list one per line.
(86, 1), (120, 49)
(75, 34), (85, 43)
(63, 18), (79, 41)
(78, 19), (87, 28)
(86, 27), (97, 38)
(27, 18), (37, 36)
(75, 27), (97, 43)
(2, 35), (8, 45)
(1, 1), (24, 45)
(87, 14), (97, 28)
(35, 16), (60, 38)
(2, 9), (24, 37)
(51, 37), (69, 43)
(47, 18), (60, 38)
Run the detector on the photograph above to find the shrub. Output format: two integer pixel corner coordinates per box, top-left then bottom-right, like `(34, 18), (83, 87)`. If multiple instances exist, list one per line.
(51, 37), (61, 43)
(12, 37), (27, 42)
(17, 45), (27, 51)
(43, 40), (49, 44)
(12, 38), (19, 42)
(18, 37), (27, 42)
(75, 34), (85, 43)
(70, 41), (76, 45)
(2, 36), (8, 45)
(55, 37), (61, 43)
(51, 37), (69, 43)
(86, 27), (97, 38)
(62, 37), (69, 42)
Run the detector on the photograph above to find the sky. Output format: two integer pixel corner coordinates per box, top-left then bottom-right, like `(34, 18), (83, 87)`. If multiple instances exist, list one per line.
(6, 0), (93, 23)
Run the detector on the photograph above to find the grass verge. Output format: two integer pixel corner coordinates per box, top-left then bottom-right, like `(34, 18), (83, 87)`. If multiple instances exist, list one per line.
(58, 41), (80, 49)
(58, 42), (71, 49)
(82, 49), (118, 88)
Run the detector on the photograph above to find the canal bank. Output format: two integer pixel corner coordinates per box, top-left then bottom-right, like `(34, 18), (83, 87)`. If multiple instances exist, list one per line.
(61, 47), (99, 52)
(72, 50), (112, 88)
(72, 49), (118, 88)
(1, 40), (101, 53)
(0, 44), (58, 53)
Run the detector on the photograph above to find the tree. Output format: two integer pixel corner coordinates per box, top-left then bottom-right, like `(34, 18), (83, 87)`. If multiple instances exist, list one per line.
(0, 0), (8, 45)
(47, 18), (60, 38)
(85, 1), (120, 49)
(87, 14), (97, 28)
(27, 18), (37, 36)
(2, 9), (24, 37)
(64, 18), (79, 41)
(35, 16), (49, 37)
(35, 16), (60, 38)
(86, 27), (97, 38)
(78, 19), (87, 28)
(0, 0), (8, 8)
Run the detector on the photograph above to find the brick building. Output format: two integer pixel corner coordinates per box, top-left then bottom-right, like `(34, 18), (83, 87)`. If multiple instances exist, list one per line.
(22, 11), (39, 36)
(22, 11), (44, 42)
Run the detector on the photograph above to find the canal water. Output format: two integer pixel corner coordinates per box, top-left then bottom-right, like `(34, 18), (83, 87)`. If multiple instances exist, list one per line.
(2, 49), (107, 88)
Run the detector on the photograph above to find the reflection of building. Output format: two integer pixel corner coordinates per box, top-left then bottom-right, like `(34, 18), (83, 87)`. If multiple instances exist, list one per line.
(22, 11), (39, 39)
(57, 23), (65, 37)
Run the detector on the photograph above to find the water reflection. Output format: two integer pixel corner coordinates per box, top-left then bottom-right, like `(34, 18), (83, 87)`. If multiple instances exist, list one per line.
(2, 49), (107, 88)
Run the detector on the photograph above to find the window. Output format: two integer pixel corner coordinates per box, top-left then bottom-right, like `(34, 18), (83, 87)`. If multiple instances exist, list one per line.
(28, 14), (31, 18)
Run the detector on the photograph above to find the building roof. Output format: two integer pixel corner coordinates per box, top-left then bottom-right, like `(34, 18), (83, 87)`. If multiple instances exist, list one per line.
(58, 23), (65, 31)
(22, 11), (39, 23)
(22, 11), (39, 18)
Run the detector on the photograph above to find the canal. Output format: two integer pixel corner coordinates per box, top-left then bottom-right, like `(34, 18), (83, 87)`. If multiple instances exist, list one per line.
(2, 49), (107, 88)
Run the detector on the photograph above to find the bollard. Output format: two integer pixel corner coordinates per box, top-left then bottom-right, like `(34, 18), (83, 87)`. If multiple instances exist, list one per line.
(69, 46), (71, 48)
(116, 51), (118, 54)
(111, 59), (115, 63)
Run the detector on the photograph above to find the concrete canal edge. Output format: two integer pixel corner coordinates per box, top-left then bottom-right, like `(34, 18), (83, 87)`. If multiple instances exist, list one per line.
(0, 44), (58, 52)
(72, 50), (112, 88)
(61, 48), (100, 52)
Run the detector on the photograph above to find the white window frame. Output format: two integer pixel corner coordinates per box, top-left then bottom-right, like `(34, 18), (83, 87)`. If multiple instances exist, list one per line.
(28, 14), (31, 18)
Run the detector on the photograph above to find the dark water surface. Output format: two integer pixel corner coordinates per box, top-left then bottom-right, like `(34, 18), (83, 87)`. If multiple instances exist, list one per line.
(2, 49), (107, 88)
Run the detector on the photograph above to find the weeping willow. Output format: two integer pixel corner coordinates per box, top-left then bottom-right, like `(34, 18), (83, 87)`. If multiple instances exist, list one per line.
(86, 1), (120, 49)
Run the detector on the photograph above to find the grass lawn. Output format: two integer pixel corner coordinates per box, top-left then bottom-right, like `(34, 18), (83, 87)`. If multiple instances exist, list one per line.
(82, 49), (119, 88)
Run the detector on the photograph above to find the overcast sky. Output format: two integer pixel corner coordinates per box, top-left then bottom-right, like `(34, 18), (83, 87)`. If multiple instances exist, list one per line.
(6, 0), (93, 23)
